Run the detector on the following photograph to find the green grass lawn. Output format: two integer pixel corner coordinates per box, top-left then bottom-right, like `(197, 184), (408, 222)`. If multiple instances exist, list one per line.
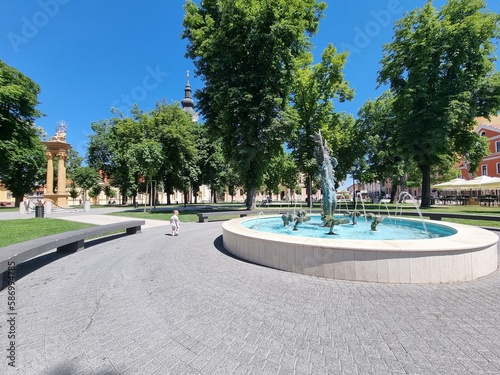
(1, 203), (499, 247)
(0, 219), (95, 247)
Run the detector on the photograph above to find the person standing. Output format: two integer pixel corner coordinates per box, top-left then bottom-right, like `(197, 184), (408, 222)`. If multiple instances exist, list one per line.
(170, 210), (180, 236)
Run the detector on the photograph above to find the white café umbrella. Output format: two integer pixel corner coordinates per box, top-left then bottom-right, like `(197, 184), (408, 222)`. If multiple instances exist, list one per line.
(431, 178), (467, 189)
(453, 175), (495, 189)
(480, 177), (500, 188)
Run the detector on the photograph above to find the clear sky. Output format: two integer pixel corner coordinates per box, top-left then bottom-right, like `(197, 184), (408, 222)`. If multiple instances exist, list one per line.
(1, 0), (499, 157)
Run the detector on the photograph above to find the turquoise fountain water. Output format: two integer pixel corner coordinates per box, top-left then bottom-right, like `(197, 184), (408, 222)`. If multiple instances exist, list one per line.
(242, 214), (456, 240)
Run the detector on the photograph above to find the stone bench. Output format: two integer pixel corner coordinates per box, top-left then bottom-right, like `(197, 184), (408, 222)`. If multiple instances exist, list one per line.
(0, 220), (145, 290)
(197, 211), (249, 223)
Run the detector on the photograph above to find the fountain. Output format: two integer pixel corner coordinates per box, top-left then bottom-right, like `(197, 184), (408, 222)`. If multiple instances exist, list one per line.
(314, 131), (337, 218)
(222, 133), (498, 283)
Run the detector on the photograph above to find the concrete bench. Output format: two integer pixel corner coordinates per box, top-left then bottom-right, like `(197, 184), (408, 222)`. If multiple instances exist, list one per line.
(197, 211), (249, 223)
(0, 220), (145, 290)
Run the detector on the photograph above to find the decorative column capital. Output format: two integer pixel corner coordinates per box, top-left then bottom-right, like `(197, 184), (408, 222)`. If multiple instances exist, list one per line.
(56, 151), (68, 160)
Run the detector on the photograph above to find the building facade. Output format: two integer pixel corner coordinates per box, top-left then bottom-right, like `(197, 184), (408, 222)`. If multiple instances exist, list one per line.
(458, 116), (500, 179)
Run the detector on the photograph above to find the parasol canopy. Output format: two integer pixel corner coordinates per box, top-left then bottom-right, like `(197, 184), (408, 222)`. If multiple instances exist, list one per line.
(431, 178), (467, 189)
(479, 177), (500, 188)
(453, 175), (496, 189)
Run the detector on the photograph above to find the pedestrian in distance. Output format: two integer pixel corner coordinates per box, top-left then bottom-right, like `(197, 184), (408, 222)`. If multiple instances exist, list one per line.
(170, 210), (180, 236)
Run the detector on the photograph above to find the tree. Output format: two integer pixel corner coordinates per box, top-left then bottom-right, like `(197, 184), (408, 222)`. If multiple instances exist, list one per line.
(127, 139), (164, 209)
(0, 139), (46, 207)
(0, 60), (43, 147)
(264, 147), (299, 200)
(195, 123), (230, 203)
(87, 119), (115, 182)
(66, 149), (84, 181)
(288, 44), (355, 207)
(378, 0), (500, 207)
(87, 102), (199, 206)
(88, 185), (102, 204)
(88, 115), (143, 205)
(183, 0), (326, 209)
(68, 186), (80, 205)
(104, 185), (116, 204)
(66, 149), (84, 203)
(150, 101), (199, 205)
(224, 166), (241, 203)
(0, 61), (46, 206)
(72, 166), (100, 202)
(357, 92), (407, 202)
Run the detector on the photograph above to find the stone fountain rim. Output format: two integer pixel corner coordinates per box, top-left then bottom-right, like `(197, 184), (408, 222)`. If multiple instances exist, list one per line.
(223, 215), (498, 253)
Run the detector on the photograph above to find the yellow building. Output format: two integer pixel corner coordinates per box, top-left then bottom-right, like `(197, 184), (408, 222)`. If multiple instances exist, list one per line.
(0, 183), (15, 206)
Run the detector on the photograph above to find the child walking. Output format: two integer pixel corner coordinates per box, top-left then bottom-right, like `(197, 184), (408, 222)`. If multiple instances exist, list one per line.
(170, 210), (180, 236)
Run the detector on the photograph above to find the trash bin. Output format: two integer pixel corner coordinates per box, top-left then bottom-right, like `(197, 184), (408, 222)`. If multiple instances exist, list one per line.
(134, 202), (139, 208)
(35, 205), (44, 218)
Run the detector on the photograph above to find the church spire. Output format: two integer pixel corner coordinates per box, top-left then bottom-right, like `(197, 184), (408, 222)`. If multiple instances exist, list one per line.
(181, 70), (198, 122)
(181, 70), (194, 110)
(184, 71), (192, 102)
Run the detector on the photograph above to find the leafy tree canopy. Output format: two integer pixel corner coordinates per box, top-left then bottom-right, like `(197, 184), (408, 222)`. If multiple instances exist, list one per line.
(0, 59), (43, 144)
(378, 0), (500, 207)
(0, 61), (46, 206)
(87, 102), (199, 205)
(183, 0), (326, 209)
(289, 44), (355, 188)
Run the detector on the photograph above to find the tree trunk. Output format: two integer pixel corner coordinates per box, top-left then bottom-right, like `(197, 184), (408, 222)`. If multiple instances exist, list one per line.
(419, 164), (431, 208)
(246, 187), (256, 210)
(120, 188), (126, 205)
(390, 183), (398, 204)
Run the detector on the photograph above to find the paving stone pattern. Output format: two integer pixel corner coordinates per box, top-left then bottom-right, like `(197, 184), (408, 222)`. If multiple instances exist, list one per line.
(1, 222), (500, 375)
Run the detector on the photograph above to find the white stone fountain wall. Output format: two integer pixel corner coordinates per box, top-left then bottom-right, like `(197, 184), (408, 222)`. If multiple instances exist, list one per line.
(222, 217), (498, 284)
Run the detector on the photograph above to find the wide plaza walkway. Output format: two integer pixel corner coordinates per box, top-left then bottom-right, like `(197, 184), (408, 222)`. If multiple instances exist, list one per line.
(1, 209), (500, 375)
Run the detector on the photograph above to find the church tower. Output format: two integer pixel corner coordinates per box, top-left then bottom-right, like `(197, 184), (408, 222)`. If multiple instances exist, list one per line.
(181, 71), (199, 122)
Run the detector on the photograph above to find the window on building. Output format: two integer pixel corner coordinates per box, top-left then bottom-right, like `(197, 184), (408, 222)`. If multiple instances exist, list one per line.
(6, 193), (11, 199)
(496, 141), (500, 153)
(482, 165), (487, 175)
(480, 131), (487, 136)
(497, 163), (500, 175)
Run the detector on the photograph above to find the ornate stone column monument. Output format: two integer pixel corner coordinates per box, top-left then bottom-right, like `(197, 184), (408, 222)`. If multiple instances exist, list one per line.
(43, 122), (72, 207)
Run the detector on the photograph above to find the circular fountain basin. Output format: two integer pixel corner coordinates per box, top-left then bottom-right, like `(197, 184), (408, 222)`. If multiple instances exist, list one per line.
(222, 216), (498, 284)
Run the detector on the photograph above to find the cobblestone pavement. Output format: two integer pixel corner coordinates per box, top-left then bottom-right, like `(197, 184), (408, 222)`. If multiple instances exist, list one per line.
(1, 220), (500, 375)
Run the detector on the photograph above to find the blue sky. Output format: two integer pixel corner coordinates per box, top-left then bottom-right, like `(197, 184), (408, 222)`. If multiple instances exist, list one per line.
(1, 0), (499, 157)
